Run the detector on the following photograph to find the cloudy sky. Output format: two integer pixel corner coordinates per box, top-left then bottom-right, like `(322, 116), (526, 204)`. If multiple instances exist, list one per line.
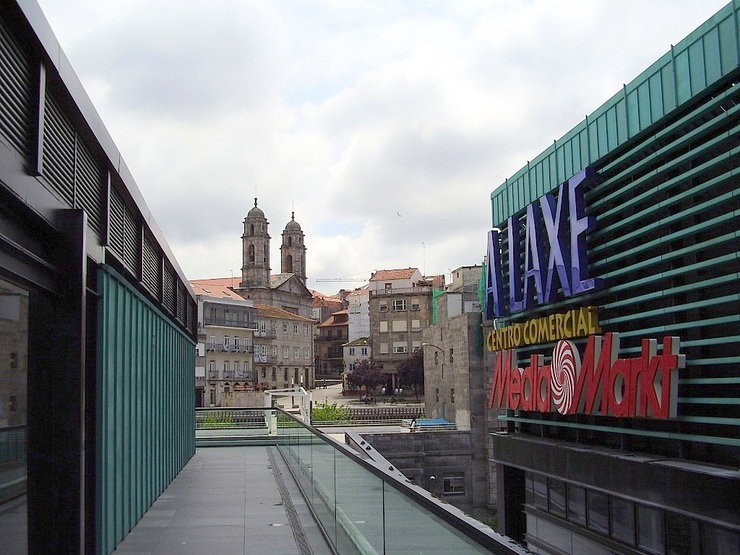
(37, 0), (727, 293)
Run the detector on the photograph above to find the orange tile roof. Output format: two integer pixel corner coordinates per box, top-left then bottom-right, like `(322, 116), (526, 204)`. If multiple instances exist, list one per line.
(189, 279), (245, 300)
(369, 268), (419, 281)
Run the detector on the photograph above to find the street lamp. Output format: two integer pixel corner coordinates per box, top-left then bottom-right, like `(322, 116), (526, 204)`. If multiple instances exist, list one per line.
(421, 342), (444, 378)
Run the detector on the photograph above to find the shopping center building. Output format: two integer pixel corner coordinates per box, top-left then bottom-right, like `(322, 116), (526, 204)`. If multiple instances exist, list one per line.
(484, 2), (739, 554)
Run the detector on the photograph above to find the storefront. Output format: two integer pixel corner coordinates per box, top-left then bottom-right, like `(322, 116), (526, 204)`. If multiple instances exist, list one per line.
(484, 2), (739, 554)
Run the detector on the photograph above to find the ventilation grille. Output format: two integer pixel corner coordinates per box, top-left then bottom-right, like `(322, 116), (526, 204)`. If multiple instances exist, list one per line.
(141, 232), (160, 297)
(163, 263), (176, 314)
(42, 93), (75, 205)
(75, 138), (104, 237)
(0, 18), (32, 157)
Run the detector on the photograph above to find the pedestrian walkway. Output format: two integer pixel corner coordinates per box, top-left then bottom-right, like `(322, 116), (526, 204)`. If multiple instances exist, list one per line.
(114, 446), (333, 555)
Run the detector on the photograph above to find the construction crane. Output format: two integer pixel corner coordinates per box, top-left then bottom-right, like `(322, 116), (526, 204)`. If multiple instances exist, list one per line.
(316, 273), (370, 283)
(315, 277), (369, 283)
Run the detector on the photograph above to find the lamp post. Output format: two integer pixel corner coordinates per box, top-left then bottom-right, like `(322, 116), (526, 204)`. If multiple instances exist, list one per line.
(421, 342), (444, 379)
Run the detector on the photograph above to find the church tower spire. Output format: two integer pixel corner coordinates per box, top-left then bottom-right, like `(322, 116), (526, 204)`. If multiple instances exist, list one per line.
(280, 211), (307, 285)
(240, 198), (270, 288)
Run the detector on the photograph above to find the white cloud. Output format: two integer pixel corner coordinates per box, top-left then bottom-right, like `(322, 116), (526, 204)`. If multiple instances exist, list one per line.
(37, 0), (730, 293)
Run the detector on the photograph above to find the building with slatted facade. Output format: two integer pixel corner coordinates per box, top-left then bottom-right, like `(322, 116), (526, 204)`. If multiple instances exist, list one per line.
(0, 1), (197, 553)
(484, 3), (739, 554)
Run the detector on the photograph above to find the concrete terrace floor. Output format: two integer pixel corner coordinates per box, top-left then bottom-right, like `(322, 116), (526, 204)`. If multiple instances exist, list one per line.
(114, 446), (334, 555)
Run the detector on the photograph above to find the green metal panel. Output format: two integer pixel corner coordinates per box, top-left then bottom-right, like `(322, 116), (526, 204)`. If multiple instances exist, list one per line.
(485, 1), (740, 464)
(96, 265), (195, 555)
(490, 1), (740, 225)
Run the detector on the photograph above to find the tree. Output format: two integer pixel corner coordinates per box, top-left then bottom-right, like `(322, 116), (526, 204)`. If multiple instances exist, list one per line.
(347, 359), (386, 394)
(397, 350), (425, 401)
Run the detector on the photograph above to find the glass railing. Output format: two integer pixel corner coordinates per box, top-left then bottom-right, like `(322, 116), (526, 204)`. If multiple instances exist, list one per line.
(273, 410), (525, 555)
(193, 408), (524, 554)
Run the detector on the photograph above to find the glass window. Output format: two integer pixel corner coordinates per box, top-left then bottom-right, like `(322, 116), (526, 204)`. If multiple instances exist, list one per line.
(532, 474), (547, 510)
(587, 490), (609, 534)
(666, 513), (700, 555)
(349, 347), (355, 356)
(361, 347), (368, 356)
(549, 479), (566, 518)
(450, 388), (455, 404)
(703, 524), (740, 555)
(293, 347), (299, 359)
(567, 484), (587, 525)
(283, 323), (288, 334)
(637, 504), (664, 554)
(443, 475), (465, 495)
(611, 497), (635, 545)
(283, 347), (289, 358)
(293, 324), (298, 334)
(0, 279), (28, 542)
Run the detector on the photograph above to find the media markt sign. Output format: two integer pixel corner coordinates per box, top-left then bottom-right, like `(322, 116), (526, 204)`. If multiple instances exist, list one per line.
(487, 333), (685, 419)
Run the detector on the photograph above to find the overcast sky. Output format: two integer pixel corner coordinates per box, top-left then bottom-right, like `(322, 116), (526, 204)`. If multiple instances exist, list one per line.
(37, 0), (728, 293)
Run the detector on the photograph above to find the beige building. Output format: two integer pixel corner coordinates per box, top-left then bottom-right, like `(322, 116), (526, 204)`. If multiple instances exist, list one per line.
(368, 268), (439, 390)
(253, 304), (315, 390)
(191, 280), (257, 407)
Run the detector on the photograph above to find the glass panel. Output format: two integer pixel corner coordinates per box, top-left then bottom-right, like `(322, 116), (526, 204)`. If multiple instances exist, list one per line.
(703, 524), (740, 555)
(637, 504), (665, 554)
(610, 497), (635, 545)
(587, 490), (609, 534)
(384, 484), (491, 554)
(0, 279), (29, 555)
(567, 484), (586, 525)
(548, 479), (566, 517)
(308, 439), (337, 546)
(335, 454), (384, 554)
(532, 473), (547, 510)
(666, 513), (700, 555)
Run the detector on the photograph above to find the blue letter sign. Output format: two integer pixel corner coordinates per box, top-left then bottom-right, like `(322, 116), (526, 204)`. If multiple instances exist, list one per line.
(486, 167), (603, 318)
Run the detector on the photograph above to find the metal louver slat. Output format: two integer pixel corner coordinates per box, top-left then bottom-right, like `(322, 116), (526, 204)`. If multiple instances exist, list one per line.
(141, 233), (160, 296)
(0, 19), (31, 156)
(75, 138), (104, 238)
(43, 94), (75, 204)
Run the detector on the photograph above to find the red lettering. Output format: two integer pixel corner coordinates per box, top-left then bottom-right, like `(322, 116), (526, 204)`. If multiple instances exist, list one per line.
(488, 350), (511, 409)
(521, 360), (536, 410)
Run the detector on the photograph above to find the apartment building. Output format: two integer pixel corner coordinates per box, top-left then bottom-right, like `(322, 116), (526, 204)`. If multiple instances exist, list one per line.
(253, 304), (315, 390)
(346, 286), (371, 341)
(191, 280), (257, 407)
(368, 268), (437, 390)
(315, 309), (349, 378)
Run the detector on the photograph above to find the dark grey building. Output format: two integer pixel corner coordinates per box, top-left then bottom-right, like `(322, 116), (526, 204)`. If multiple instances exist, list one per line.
(0, 1), (197, 552)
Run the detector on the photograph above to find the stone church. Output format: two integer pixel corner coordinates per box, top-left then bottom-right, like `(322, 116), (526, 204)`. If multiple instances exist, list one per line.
(236, 198), (313, 319)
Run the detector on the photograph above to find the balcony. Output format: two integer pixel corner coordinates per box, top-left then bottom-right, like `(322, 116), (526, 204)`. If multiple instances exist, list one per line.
(369, 286), (432, 298)
(203, 316), (258, 329)
(108, 408), (526, 555)
(206, 343), (256, 353)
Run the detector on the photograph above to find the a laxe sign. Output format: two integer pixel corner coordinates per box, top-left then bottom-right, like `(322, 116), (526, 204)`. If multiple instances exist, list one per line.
(488, 333), (684, 419)
(486, 167), (603, 319)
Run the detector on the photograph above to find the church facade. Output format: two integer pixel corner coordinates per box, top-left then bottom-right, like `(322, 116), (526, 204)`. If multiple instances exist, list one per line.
(236, 198), (313, 319)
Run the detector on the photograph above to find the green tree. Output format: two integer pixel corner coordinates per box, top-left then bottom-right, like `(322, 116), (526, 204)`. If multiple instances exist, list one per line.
(397, 350), (424, 401)
(347, 359), (386, 394)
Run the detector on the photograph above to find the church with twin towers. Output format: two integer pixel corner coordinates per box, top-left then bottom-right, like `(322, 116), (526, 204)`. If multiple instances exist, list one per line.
(236, 198), (313, 318)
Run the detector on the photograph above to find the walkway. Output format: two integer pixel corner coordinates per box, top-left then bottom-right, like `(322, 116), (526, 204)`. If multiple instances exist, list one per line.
(114, 446), (333, 555)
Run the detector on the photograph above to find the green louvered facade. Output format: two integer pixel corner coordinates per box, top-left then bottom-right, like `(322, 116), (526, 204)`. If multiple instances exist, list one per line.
(97, 266), (195, 554)
(489, 0), (739, 460)
(487, 2), (739, 553)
